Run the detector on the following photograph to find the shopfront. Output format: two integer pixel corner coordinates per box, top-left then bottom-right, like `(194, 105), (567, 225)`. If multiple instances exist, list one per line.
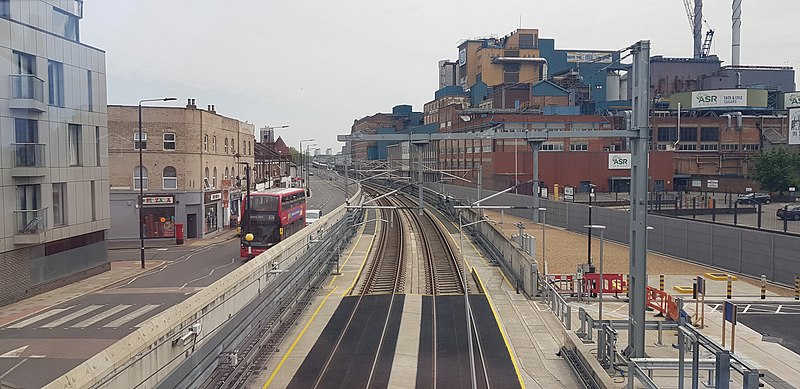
(142, 194), (176, 238)
(204, 190), (222, 234)
(229, 190), (241, 227)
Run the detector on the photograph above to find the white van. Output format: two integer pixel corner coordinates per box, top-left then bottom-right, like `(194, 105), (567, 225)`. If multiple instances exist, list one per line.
(306, 209), (322, 226)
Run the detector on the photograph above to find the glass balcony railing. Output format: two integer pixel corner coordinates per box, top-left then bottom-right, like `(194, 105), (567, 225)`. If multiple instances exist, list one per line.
(10, 74), (45, 102)
(14, 208), (48, 234)
(11, 143), (46, 168)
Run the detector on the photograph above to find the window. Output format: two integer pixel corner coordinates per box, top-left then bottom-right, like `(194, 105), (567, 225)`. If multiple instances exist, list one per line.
(224, 167), (229, 180)
(541, 142), (564, 151)
(721, 143), (739, 151)
(230, 138), (235, 153)
(87, 70), (93, 112)
(224, 138), (228, 153)
(212, 136), (217, 153)
(95, 127), (101, 166)
(655, 144), (668, 151)
(657, 127), (677, 142)
(519, 33), (537, 49)
(700, 127), (720, 142)
(679, 127), (697, 142)
(1, 0), (9, 18)
(742, 144), (760, 151)
(570, 143), (588, 151)
(13, 51), (35, 75)
(68, 124), (81, 166)
(53, 183), (66, 226)
(48, 61), (64, 106)
(677, 144), (697, 151)
(163, 166), (177, 190)
(243, 140), (246, 155)
(15, 119), (39, 167)
(134, 132), (147, 150)
(53, 8), (79, 41)
(90, 181), (97, 221)
(213, 167), (217, 188)
(699, 144), (718, 151)
(163, 133), (176, 150)
(133, 166), (148, 190)
(204, 134), (208, 151)
(16, 184), (42, 233)
(483, 145), (493, 152)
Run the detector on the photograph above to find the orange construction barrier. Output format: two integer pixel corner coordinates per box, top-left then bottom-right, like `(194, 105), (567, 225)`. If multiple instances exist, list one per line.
(582, 273), (627, 294)
(646, 286), (679, 321)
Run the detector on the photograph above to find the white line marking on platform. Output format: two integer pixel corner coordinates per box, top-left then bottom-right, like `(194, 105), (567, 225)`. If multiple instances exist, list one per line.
(103, 305), (160, 328)
(40, 305), (104, 328)
(71, 305), (132, 328)
(776, 305), (782, 314)
(742, 304), (751, 313)
(6, 307), (74, 329)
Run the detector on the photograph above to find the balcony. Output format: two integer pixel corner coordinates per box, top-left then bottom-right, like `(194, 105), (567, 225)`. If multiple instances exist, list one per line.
(11, 143), (47, 177)
(9, 74), (47, 112)
(13, 208), (48, 245)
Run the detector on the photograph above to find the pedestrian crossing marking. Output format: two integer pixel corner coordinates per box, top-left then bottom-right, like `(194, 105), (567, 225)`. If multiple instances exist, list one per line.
(40, 305), (104, 328)
(102, 305), (160, 328)
(5, 307), (74, 329)
(71, 305), (132, 328)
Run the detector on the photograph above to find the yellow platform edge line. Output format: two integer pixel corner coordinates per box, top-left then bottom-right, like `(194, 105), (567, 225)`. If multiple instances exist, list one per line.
(344, 217), (379, 296)
(673, 286), (694, 293)
(442, 214), (515, 290)
(473, 270), (527, 389)
(327, 219), (368, 287)
(263, 286), (338, 389)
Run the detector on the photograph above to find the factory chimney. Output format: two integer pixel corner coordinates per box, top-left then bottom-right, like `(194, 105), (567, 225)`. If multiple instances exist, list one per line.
(732, 0), (742, 66)
(693, 0), (703, 58)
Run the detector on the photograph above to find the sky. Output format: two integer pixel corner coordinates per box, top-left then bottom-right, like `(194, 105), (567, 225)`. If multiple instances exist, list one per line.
(81, 1), (800, 153)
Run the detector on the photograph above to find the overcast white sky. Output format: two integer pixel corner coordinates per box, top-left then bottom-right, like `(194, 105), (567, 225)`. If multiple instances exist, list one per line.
(81, 1), (799, 152)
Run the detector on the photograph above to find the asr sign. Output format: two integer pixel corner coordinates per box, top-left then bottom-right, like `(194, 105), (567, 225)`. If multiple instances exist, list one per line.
(608, 153), (632, 170)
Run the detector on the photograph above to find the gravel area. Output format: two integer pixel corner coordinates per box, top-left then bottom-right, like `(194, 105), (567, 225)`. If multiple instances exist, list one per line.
(483, 210), (795, 297)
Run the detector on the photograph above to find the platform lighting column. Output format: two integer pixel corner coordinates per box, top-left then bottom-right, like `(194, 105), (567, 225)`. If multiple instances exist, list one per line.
(138, 97), (176, 269)
(538, 207), (547, 275)
(530, 141), (542, 223)
(299, 138), (314, 188)
(458, 211), (479, 389)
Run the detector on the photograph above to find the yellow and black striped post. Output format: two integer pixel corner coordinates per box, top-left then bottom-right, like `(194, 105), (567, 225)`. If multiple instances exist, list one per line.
(626, 274), (630, 297)
(760, 275), (766, 300)
(726, 275), (732, 299)
(659, 274), (665, 291)
(795, 276), (799, 301)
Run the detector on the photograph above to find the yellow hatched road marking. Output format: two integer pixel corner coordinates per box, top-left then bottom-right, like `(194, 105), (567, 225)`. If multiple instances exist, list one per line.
(262, 286), (338, 389)
(473, 270), (527, 389)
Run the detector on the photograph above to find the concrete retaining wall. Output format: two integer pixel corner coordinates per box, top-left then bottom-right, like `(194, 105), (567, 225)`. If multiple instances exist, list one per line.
(44, 188), (362, 389)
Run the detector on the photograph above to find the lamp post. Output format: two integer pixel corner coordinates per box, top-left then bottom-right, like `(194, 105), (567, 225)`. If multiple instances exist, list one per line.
(584, 224), (607, 320)
(236, 161), (252, 258)
(264, 125), (289, 188)
(538, 207), (547, 275)
(305, 143), (317, 193)
(299, 138), (314, 189)
(587, 183), (596, 269)
(138, 97), (177, 269)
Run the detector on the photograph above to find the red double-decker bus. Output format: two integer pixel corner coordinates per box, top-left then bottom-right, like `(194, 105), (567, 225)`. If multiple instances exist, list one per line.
(240, 188), (306, 258)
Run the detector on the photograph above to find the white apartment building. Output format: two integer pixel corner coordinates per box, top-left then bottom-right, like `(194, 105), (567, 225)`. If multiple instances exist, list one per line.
(0, 0), (109, 305)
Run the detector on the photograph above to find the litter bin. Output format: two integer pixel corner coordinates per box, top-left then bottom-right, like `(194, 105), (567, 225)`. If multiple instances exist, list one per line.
(175, 223), (184, 245)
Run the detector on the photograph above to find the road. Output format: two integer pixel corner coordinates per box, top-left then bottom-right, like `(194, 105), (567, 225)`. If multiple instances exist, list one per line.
(710, 302), (800, 355)
(0, 178), (348, 388)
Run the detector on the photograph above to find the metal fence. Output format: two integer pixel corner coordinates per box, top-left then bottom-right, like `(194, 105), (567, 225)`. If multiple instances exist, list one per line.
(434, 183), (800, 287)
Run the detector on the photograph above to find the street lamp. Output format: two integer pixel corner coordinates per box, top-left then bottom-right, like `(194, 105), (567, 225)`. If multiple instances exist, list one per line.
(587, 183), (596, 269)
(236, 160), (252, 258)
(138, 97), (177, 269)
(264, 125), (289, 188)
(538, 207), (547, 276)
(299, 138), (314, 189)
(584, 224), (607, 320)
(305, 143), (317, 193)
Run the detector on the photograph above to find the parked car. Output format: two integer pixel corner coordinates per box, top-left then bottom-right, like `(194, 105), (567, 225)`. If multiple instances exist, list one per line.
(736, 193), (771, 205)
(777, 205), (800, 220)
(306, 209), (322, 226)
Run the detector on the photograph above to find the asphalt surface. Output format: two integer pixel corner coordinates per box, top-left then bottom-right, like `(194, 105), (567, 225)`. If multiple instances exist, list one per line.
(714, 302), (800, 355)
(0, 177), (348, 389)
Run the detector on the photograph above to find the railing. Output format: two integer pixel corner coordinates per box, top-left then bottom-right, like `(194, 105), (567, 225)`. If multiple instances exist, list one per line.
(11, 143), (46, 168)
(540, 279), (572, 330)
(14, 208), (48, 234)
(10, 74), (44, 102)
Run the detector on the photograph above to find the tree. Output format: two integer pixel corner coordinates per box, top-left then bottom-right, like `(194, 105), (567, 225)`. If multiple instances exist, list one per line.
(749, 147), (800, 193)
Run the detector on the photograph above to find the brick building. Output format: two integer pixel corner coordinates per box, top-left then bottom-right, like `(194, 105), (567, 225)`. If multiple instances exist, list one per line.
(107, 101), (255, 240)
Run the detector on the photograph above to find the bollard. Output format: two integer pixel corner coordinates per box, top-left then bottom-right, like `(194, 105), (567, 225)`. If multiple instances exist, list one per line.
(659, 274), (665, 291)
(733, 201), (738, 225)
(760, 274), (766, 300)
(795, 276), (799, 301)
(726, 275), (732, 300)
(757, 203), (763, 229)
(692, 197), (697, 220)
(626, 274), (630, 297)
